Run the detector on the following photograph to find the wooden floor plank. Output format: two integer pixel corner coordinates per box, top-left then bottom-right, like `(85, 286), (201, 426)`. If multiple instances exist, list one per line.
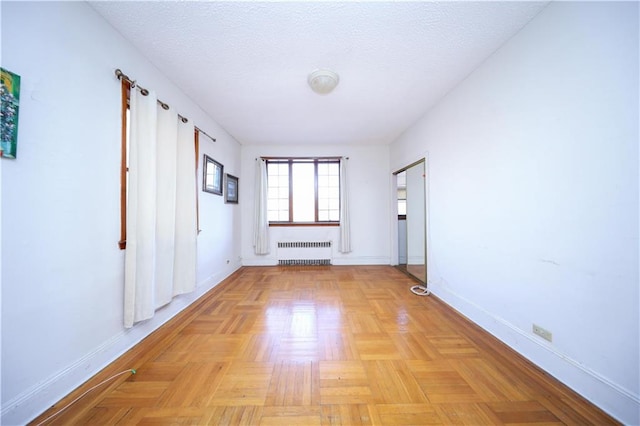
(321, 404), (374, 426)
(30, 266), (619, 425)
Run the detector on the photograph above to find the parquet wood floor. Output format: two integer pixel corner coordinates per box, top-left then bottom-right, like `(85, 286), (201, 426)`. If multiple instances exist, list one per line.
(32, 266), (618, 425)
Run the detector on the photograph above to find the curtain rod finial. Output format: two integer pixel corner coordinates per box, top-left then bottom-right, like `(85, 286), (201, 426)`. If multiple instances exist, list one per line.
(115, 69), (132, 83)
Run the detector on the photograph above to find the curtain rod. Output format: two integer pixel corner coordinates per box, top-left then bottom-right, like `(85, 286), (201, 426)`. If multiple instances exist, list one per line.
(256, 156), (349, 161)
(115, 69), (216, 143)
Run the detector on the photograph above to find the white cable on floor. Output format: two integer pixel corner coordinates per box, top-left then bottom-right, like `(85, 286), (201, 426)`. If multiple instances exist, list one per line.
(410, 284), (430, 296)
(35, 369), (136, 426)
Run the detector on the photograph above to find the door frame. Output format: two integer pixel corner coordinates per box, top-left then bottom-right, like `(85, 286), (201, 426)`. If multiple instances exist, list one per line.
(391, 156), (428, 284)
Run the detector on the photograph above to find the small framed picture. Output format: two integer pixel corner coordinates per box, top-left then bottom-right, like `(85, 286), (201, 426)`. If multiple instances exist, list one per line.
(225, 174), (239, 204)
(203, 154), (223, 195)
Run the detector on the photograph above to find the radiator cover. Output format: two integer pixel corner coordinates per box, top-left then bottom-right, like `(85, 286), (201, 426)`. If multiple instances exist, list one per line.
(277, 241), (332, 266)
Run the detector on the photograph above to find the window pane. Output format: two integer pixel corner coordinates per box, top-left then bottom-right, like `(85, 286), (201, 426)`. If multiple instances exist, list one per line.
(267, 161), (290, 222)
(316, 161), (340, 222)
(292, 162), (314, 222)
(318, 186), (328, 199)
(398, 200), (407, 215)
(317, 163), (328, 175)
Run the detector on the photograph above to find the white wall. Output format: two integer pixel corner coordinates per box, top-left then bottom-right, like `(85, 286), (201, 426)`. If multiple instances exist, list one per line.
(0, 2), (241, 424)
(240, 144), (391, 266)
(390, 2), (639, 423)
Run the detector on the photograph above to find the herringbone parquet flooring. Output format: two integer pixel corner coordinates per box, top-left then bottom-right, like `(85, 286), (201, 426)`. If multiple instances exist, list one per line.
(32, 266), (617, 425)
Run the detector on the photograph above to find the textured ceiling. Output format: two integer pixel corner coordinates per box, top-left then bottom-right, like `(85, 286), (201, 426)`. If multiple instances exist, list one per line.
(89, 1), (549, 146)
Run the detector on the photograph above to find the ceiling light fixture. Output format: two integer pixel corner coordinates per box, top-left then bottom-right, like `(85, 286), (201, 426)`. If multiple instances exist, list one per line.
(308, 69), (339, 95)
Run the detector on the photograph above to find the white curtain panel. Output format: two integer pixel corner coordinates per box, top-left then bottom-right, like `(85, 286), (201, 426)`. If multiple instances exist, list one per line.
(339, 157), (352, 253)
(125, 89), (158, 328)
(253, 158), (270, 254)
(154, 106), (178, 307)
(173, 120), (197, 297)
(124, 89), (197, 328)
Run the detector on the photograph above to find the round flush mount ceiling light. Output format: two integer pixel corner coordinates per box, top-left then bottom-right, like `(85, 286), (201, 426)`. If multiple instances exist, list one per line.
(308, 69), (339, 95)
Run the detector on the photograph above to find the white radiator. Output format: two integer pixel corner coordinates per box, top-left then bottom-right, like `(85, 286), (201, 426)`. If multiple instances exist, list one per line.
(277, 241), (332, 266)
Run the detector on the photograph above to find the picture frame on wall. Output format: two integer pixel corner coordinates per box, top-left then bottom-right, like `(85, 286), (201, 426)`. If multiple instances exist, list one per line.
(225, 174), (239, 204)
(203, 154), (223, 195)
(1, 67), (21, 159)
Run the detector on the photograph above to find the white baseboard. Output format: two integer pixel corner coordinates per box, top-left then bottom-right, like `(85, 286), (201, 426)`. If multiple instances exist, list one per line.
(1, 266), (240, 426)
(430, 281), (640, 425)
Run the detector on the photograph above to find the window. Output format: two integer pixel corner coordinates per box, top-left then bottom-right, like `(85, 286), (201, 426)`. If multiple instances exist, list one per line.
(266, 158), (340, 225)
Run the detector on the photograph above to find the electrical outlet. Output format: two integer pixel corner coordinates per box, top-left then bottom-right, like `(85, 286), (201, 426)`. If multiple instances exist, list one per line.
(532, 324), (552, 342)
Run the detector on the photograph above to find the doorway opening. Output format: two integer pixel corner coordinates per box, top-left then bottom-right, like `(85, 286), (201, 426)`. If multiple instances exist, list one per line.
(394, 159), (427, 285)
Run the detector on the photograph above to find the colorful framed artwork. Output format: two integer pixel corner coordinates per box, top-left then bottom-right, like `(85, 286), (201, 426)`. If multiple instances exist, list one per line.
(203, 154), (223, 195)
(225, 174), (239, 204)
(1, 68), (21, 159)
